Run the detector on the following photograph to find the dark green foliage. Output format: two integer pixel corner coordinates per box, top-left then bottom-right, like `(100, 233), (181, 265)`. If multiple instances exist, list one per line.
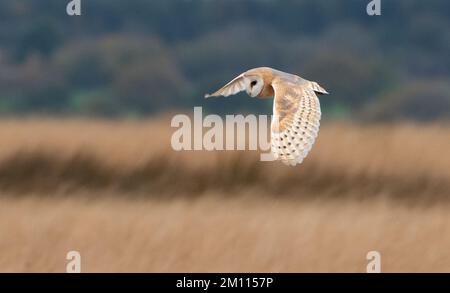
(0, 0), (448, 120)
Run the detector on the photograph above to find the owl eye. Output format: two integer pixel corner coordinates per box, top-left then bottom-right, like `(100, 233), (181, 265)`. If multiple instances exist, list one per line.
(250, 80), (257, 87)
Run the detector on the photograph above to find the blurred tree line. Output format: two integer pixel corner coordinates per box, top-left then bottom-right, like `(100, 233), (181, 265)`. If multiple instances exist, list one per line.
(0, 0), (449, 121)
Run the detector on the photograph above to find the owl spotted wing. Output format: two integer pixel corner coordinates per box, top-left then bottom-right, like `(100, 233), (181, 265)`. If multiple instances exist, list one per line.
(271, 77), (326, 166)
(205, 74), (247, 98)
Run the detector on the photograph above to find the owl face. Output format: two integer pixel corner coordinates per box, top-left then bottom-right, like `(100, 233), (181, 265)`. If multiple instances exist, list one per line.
(245, 76), (264, 97)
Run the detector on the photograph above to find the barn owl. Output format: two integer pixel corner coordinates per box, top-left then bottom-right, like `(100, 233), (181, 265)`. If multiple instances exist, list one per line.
(205, 67), (328, 166)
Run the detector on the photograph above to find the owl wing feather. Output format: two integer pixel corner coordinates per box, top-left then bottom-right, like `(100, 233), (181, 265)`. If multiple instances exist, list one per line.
(205, 74), (247, 98)
(271, 76), (324, 166)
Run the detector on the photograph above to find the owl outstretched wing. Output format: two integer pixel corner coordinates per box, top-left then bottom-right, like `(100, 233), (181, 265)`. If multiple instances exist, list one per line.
(205, 74), (247, 98)
(271, 76), (327, 166)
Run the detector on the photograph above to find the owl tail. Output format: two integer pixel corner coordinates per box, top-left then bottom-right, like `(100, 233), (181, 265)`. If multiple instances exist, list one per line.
(310, 82), (329, 95)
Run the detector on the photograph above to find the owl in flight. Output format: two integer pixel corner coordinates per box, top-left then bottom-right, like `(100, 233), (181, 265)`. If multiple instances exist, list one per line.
(205, 67), (328, 166)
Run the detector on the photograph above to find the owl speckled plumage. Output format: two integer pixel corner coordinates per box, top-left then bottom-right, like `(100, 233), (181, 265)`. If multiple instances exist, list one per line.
(205, 67), (328, 166)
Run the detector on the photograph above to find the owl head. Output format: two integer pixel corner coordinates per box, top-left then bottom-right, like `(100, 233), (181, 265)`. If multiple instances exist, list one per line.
(244, 76), (265, 97)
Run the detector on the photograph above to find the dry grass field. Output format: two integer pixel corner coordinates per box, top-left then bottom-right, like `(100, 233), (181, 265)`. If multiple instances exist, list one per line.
(0, 118), (449, 272)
